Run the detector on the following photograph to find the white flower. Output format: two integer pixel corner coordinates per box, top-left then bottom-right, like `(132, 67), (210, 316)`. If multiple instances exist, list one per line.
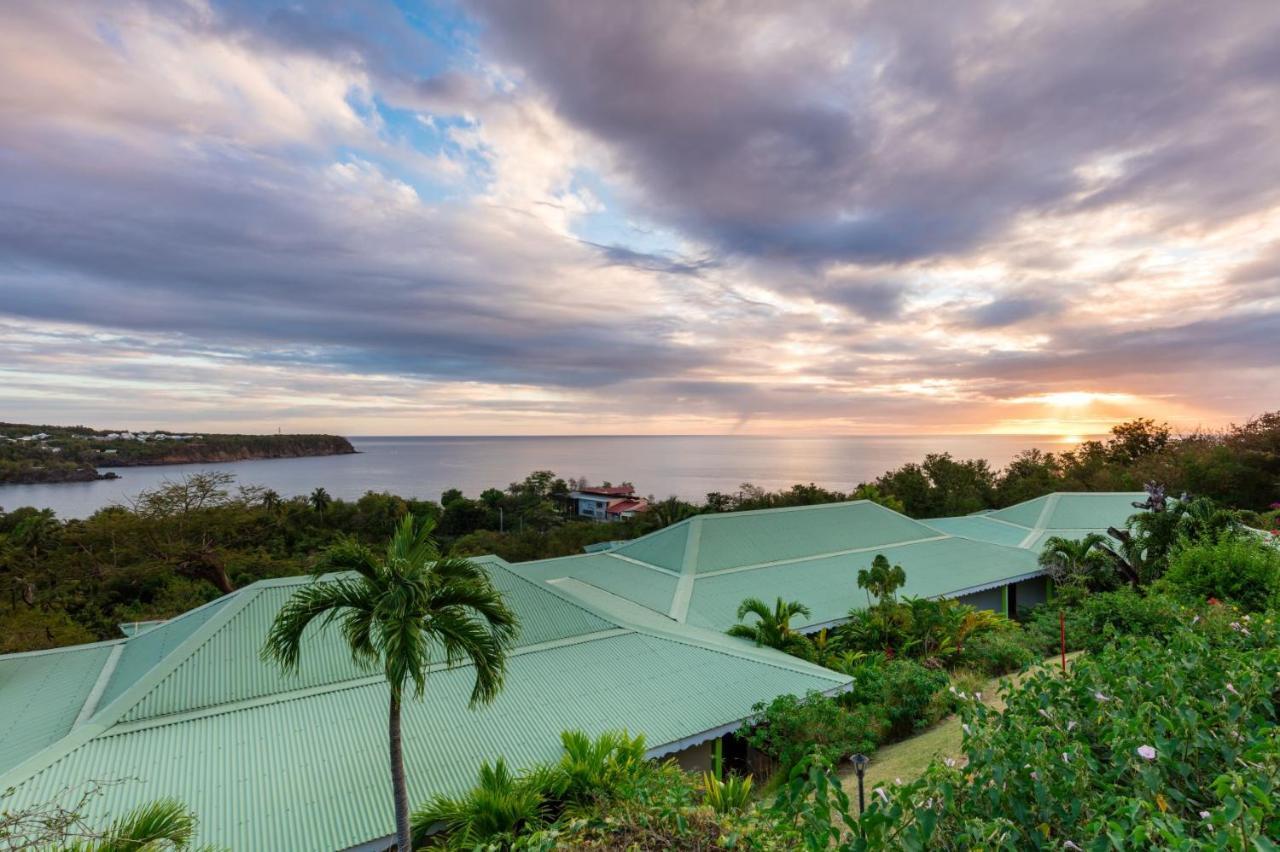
(1065, 842), (1083, 850)
(1061, 752), (1071, 764)
(1031, 771), (1039, 781)
(875, 787), (889, 803)
(1094, 691), (1111, 702)
(963, 724), (971, 735)
(1038, 708), (1051, 719)
(975, 691), (983, 701)
(1226, 682), (1240, 696)
(1191, 615), (1200, 625)
(895, 777), (902, 785)
(1199, 811), (1211, 820)
(949, 686), (957, 694)
(944, 757), (956, 768)
(1137, 745), (1157, 760)
(1067, 720), (1077, 732)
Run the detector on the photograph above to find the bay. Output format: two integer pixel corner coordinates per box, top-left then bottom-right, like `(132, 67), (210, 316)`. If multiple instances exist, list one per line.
(0, 434), (1081, 519)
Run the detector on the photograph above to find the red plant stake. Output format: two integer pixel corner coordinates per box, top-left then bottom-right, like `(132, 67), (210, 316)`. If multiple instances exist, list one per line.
(1060, 610), (1067, 674)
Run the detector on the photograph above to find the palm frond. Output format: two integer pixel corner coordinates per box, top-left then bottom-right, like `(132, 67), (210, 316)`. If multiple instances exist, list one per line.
(260, 577), (375, 672)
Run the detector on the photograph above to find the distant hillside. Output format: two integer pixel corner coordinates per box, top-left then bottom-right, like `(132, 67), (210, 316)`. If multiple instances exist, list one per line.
(0, 423), (356, 485)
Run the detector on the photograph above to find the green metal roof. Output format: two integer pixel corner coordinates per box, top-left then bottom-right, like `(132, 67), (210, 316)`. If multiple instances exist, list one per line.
(0, 557), (847, 852)
(0, 641), (118, 773)
(514, 500), (1040, 632)
(924, 492), (1146, 551)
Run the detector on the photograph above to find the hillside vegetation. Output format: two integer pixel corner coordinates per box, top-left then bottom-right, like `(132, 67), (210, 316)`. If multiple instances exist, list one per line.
(0, 422), (354, 484)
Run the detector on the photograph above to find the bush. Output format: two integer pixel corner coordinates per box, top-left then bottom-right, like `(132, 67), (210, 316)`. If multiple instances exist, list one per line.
(847, 659), (950, 739)
(847, 612), (1280, 848)
(744, 691), (884, 774)
(954, 629), (1036, 676)
(1024, 589), (1184, 655)
(1158, 532), (1280, 612)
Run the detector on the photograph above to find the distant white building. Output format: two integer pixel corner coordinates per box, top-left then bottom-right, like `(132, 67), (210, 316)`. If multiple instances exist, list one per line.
(18, 433), (50, 442)
(568, 485), (649, 522)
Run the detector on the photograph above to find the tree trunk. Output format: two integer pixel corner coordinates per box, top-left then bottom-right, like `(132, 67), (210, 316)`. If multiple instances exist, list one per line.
(389, 691), (412, 851)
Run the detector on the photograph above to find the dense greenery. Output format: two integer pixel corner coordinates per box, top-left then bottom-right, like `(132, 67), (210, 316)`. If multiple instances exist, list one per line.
(0, 421), (353, 484)
(848, 607), (1280, 849)
(0, 471), (629, 653)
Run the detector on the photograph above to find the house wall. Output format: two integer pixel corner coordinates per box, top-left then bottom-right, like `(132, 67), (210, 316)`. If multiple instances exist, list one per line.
(955, 587), (1003, 613)
(669, 740), (714, 773)
(1015, 577), (1048, 613)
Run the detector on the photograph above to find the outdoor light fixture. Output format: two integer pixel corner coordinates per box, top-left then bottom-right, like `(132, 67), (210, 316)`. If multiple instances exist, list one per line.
(851, 753), (870, 814)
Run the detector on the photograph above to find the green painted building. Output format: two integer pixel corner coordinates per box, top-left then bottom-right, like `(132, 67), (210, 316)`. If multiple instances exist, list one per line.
(0, 556), (847, 851)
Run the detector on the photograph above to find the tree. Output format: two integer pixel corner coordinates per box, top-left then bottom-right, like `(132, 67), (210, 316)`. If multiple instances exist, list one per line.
(727, 596), (813, 656)
(262, 516), (519, 851)
(309, 487), (332, 515)
(1037, 533), (1109, 589)
(857, 554), (907, 606)
(849, 484), (906, 514)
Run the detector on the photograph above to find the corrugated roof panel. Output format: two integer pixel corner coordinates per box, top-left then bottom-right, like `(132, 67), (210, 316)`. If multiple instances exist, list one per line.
(685, 536), (1037, 631)
(122, 561), (615, 723)
(921, 515), (1031, 547)
(96, 594), (236, 711)
(515, 553), (679, 615)
(987, 495), (1050, 527)
(692, 502), (937, 573)
(0, 643), (115, 773)
(5, 632), (845, 852)
(1049, 493), (1143, 529)
(611, 521), (690, 571)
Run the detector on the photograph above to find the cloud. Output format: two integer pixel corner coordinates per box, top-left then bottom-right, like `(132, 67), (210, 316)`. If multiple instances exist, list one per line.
(0, 0), (1278, 436)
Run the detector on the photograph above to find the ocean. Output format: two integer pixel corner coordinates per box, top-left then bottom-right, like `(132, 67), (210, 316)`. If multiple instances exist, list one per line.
(0, 434), (1080, 519)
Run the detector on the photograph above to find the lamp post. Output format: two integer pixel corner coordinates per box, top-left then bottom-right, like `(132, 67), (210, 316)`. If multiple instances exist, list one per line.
(851, 753), (870, 814)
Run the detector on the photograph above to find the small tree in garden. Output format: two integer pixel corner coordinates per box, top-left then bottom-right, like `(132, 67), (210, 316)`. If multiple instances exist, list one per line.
(857, 554), (906, 607)
(727, 597), (813, 656)
(1038, 533), (1110, 591)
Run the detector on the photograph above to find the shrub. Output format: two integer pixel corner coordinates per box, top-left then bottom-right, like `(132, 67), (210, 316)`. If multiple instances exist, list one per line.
(702, 771), (754, 814)
(412, 757), (547, 848)
(744, 691), (884, 774)
(847, 658), (950, 739)
(1024, 589), (1185, 655)
(954, 629), (1036, 676)
(1158, 532), (1280, 612)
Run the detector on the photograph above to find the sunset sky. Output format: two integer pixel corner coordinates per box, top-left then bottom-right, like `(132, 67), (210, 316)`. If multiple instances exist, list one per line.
(2, 1), (1278, 437)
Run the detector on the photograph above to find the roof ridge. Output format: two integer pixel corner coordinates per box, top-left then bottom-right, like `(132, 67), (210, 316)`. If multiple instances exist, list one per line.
(87, 586), (259, 728)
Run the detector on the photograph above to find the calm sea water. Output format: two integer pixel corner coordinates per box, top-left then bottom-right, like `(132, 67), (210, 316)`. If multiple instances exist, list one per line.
(0, 434), (1079, 519)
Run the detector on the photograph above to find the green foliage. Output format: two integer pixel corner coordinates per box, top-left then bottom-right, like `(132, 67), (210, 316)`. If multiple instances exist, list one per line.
(1159, 531), (1280, 612)
(413, 758), (548, 849)
(856, 554), (906, 605)
(701, 771), (754, 814)
(873, 453), (998, 518)
(864, 659), (951, 739)
(1023, 589), (1185, 655)
(953, 629), (1036, 677)
(745, 692), (884, 775)
(847, 613), (1280, 849)
(1, 788), (210, 852)
(727, 596), (814, 657)
(412, 730), (659, 848)
(769, 752), (859, 851)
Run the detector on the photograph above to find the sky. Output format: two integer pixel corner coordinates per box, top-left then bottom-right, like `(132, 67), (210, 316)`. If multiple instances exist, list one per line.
(1, 0), (1278, 437)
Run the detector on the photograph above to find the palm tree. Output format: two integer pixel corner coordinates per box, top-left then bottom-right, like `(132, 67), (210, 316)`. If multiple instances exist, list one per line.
(68, 798), (206, 851)
(262, 516), (519, 851)
(727, 596), (812, 656)
(309, 487), (332, 515)
(1038, 533), (1107, 587)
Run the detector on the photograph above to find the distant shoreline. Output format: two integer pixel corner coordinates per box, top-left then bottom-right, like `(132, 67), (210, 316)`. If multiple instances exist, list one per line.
(0, 423), (356, 486)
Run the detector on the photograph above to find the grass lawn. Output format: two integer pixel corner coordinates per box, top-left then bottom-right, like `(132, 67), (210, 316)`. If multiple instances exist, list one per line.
(841, 652), (1083, 795)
